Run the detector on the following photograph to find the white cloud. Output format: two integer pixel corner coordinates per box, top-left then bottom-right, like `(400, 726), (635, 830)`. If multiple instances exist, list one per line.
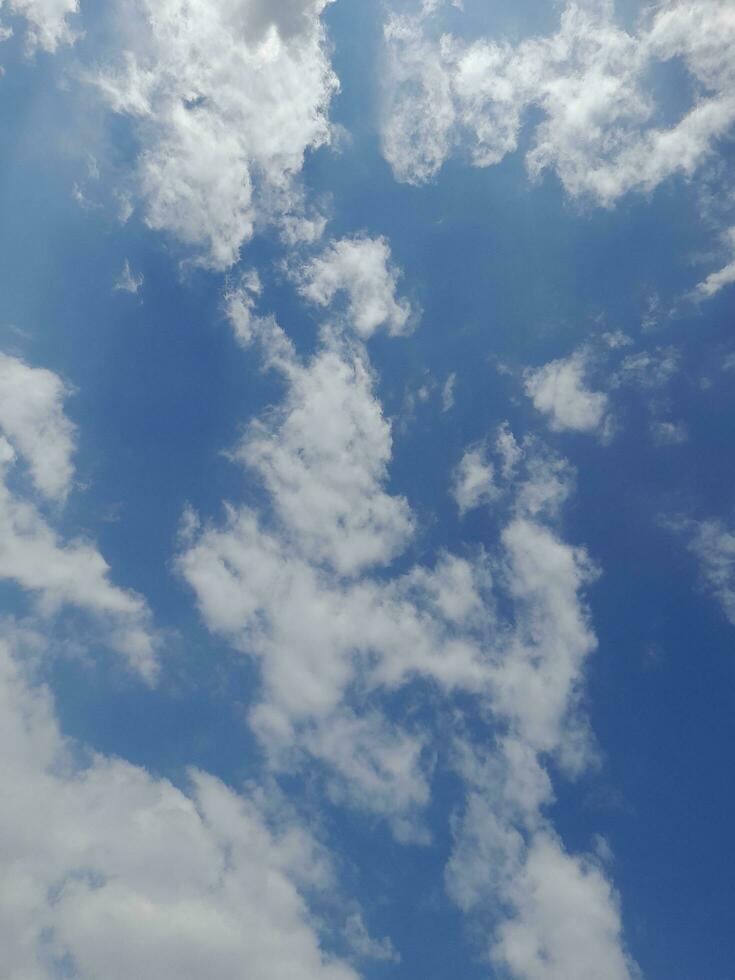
(452, 443), (498, 514)
(344, 912), (400, 964)
(114, 258), (144, 295)
(0, 353), (157, 679)
(695, 226), (735, 299)
(441, 371), (456, 411)
(381, 12), (456, 185)
(178, 411), (601, 826)
(492, 832), (638, 980)
(1, 0), (78, 52)
(381, 0), (735, 207)
(0, 632), (359, 980)
(493, 517), (598, 768)
(295, 236), (415, 338)
(524, 351), (610, 435)
(445, 739), (638, 980)
(231, 324), (415, 576)
(685, 518), (735, 625)
(176, 504), (487, 838)
(0, 352), (75, 502)
(611, 346), (680, 390)
(650, 419), (687, 445)
(180, 275), (633, 965)
(88, 0), (338, 268)
(496, 421), (522, 479)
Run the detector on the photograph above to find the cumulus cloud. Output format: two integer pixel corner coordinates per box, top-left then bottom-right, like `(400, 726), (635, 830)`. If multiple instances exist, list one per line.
(381, 0), (735, 207)
(294, 235), (416, 338)
(88, 0), (338, 268)
(493, 831), (638, 980)
(0, 631), (359, 980)
(231, 322), (415, 576)
(524, 351), (610, 436)
(445, 737), (638, 980)
(0, 352), (75, 501)
(0, 353), (157, 678)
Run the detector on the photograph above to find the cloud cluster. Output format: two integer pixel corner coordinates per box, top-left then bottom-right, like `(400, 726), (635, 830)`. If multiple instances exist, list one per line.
(176, 255), (638, 973)
(382, 0), (735, 207)
(88, 0), (339, 268)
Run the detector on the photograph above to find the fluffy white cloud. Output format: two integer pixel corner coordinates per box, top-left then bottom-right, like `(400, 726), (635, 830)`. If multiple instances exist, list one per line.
(88, 0), (338, 268)
(452, 443), (498, 514)
(0, 632), (359, 980)
(176, 503), (488, 838)
(0, 0), (78, 52)
(0, 352), (75, 502)
(445, 737), (638, 980)
(381, 0), (735, 207)
(230, 318), (415, 576)
(492, 832), (638, 980)
(524, 351), (610, 435)
(295, 236), (415, 338)
(0, 353), (157, 679)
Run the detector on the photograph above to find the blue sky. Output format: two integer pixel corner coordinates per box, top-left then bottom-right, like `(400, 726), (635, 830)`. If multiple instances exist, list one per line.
(1, 1), (735, 978)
